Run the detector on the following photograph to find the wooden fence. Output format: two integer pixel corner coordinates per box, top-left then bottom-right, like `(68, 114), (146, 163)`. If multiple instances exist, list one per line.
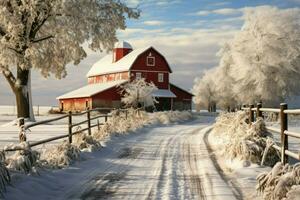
(242, 103), (300, 165)
(4, 108), (129, 152)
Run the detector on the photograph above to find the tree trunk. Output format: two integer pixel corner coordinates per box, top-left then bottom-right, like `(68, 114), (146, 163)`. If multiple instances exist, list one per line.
(15, 87), (30, 118)
(14, 68), (35, 120)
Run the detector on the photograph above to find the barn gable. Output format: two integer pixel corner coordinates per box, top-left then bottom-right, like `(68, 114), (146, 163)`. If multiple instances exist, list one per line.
(86, 47), (172, 78)
(130, 47), (172, 73)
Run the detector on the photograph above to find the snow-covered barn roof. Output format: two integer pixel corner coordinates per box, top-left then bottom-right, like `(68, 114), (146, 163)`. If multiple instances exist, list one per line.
(57, 80), (127, 99)
(152, 89), (176, 98)
(86, 46), (172, 77)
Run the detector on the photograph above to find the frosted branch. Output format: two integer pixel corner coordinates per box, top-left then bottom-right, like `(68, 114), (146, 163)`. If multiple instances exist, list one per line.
(31, 35), (54, 43)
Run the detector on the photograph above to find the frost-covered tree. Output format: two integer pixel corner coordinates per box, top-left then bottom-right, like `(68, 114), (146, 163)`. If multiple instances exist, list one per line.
(222, 6), (300, 106)
(214, 44), (237, 110)
(0, 0), (139, 119)
(193, 6), (300, 110)
(121, 78), (158, 109)
(192, 69), (217, 112)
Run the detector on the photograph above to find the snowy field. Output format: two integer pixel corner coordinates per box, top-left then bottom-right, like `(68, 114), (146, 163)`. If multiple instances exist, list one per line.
(0, 105), (106, 149)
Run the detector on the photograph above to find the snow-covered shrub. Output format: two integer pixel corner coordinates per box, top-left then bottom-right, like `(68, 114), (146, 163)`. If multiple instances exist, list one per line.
(212, 111), (280, 166)
(150, 111), (193, 124)
(40, 141), (80, 168)
(73, 131), (102, 152)
(0, 151), (10, 195)
(93, 109), (193, 140)
(256, 162), (300, 200)
(285, 185), (300, 200)
(5, 142), (39, 173)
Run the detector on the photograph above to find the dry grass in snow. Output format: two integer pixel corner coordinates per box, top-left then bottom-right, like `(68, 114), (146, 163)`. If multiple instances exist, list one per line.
(93, 109), (193, 139)
(73, 131), (102, 152)
(39, 141), (81, 169)
(4, 142), (39, 173)
(256, 162), (300, 200)
(212, 111), (280, 166)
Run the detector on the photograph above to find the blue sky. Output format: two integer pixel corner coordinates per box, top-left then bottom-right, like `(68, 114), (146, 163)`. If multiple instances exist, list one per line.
(0, 0), (299, 106)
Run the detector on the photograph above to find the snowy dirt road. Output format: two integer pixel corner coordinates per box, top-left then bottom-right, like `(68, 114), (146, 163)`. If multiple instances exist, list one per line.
(6, 119), (239, 200)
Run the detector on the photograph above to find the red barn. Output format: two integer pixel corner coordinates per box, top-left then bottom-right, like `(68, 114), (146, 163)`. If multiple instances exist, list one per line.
(57, 41), (193, 111)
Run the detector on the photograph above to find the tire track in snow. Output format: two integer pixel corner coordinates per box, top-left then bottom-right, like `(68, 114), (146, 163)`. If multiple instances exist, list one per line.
(183, 128), (207, 200)
(203, 129), (243, 200)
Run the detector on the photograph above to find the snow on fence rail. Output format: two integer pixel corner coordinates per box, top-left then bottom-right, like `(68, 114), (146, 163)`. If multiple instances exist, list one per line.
(242, 103), (300, 164)
(3, 107), (130, 151)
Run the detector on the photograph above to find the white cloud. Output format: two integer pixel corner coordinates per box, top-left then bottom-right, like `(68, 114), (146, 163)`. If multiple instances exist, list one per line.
(143, 20), (165, 26)
(124, 0), (181, 7)
(196, 7), (244, 16)
(195, 10), (211, 16)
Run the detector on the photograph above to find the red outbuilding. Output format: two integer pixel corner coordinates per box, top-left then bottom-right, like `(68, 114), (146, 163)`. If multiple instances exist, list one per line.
(57, 41), (193, 111)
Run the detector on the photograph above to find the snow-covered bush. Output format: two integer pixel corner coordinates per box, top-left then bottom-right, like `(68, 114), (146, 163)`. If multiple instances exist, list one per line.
(150, 111), (193, 125)
(5, 142), (39, 173)
(256, 162), (300, 200)
(73, 131), (102, 152)
(39, 141), (81, 168)
(212, 111), (280, 166)
(93, 109), (193, 140)
(94, 108), (148, 137)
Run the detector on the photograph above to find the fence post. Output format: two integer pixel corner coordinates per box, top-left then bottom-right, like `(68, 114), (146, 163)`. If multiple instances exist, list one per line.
(68, 111), (72, 143)
(87, 107), (91, 136)
(257, 103), (262, 119)
(105, 115), (108, 123)
(18, 118), (26, 142)
(280, 103), (288, 164)
(97, 119), (100, 131)
(249, 104), (254, 123)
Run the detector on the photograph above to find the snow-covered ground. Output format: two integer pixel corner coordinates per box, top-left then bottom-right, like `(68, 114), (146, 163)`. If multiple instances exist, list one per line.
(0, 105), (107, 149)
(2, 116), (244, 200)
(208, 130), (271, 200)
(1, 107), (299, 200)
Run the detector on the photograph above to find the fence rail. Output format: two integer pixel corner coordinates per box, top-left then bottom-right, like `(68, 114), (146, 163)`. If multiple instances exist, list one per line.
(242, 103), (300, 164)
(3, 108), (130, 152)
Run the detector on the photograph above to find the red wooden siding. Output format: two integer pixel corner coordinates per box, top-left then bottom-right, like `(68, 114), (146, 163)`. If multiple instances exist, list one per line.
(88, 71), (129, 84)
(59, 97), (92, 111)
(130, 48), (171, 89)
(170, 84), (193, 110)
(113, 48), (132, 62)
(170, 84), (193, 100)
(131, 48), (172, 73)
(91, 86), (123, 108)
(130, 71), (169, 89)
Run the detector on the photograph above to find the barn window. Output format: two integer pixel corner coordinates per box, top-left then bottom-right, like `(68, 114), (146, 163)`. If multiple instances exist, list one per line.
(136, 72), (142, 79)
(147, 53), (155, 66)
(158, 73), (164, 82)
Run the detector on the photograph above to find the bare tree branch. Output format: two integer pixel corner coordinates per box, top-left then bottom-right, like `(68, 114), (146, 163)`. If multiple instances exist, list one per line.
(0, 65), (16, 92)
(31, 35), (54, 43)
